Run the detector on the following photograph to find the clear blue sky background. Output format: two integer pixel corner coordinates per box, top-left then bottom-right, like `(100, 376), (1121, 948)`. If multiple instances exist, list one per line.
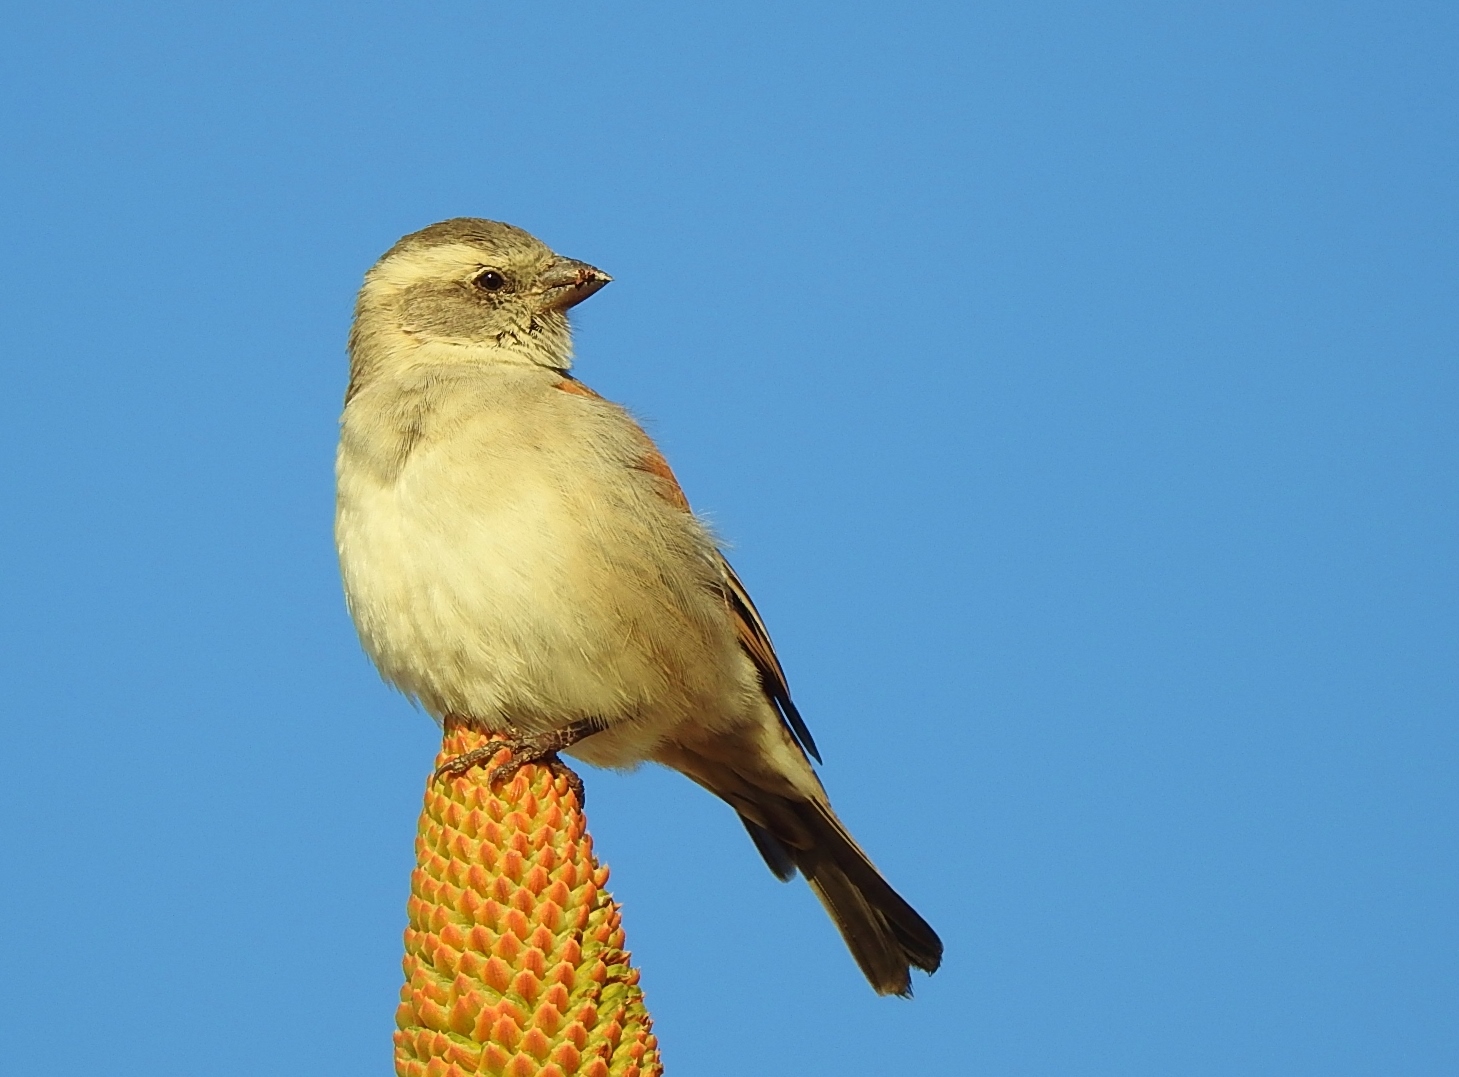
(2, 3), (1454, 1074)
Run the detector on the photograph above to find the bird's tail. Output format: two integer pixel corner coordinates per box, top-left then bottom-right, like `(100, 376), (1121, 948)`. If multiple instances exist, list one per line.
(655, 740), (943, 996)
(740, 801), (943, 996)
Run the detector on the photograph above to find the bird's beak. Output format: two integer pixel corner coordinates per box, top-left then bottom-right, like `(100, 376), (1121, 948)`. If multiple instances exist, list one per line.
(538, 258), (612, 312)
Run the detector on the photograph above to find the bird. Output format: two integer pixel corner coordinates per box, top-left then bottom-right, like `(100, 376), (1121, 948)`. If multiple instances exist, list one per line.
(335, 218), (942, 996)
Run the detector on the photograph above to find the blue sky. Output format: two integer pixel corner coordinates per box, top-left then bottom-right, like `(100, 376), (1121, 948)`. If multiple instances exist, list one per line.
(2, 3), (1455, 1074)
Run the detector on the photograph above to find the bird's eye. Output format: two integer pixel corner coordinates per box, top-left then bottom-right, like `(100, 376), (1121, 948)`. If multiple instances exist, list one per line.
(474, 269), (508, 292)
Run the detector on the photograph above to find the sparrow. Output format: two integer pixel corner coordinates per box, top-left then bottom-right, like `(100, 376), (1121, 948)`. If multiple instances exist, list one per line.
(336, 218), (943, 996)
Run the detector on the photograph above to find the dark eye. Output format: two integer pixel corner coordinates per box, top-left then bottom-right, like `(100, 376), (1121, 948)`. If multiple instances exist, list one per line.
(474, 269), (507, 292)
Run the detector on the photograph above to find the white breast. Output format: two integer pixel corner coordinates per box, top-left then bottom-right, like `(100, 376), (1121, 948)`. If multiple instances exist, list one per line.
(335, 363), (752, 766)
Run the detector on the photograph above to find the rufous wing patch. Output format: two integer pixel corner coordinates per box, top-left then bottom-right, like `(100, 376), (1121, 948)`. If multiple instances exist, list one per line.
(553, 375), (820, 763)
(556, 376), (693, 512)
(553, 376), (604, 400)
(631, 446), (693, 512)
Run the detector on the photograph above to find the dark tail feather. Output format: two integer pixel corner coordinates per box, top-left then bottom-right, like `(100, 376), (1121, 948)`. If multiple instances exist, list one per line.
(739, 801), (943, 997)
(741, 816), (798, 881)
(656, 739), (942, 995)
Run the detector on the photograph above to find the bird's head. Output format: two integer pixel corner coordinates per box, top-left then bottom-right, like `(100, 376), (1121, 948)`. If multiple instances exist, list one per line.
(350, 218), (610, 378)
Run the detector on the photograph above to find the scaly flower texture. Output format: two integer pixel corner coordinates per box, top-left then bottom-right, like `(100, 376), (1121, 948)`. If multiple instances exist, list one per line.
(394, 723), (664, 1077)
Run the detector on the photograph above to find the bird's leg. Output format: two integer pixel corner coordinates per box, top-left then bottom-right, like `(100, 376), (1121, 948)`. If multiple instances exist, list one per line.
(434, 717), (607, 806)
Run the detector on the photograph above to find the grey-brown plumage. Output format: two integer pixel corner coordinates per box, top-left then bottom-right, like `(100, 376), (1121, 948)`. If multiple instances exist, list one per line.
(656, 737), (943, 996)
(336, 218), (942, 996)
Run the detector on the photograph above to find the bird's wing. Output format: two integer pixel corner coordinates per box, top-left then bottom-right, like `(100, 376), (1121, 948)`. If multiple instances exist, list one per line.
(553, 375), (822, 763)
(713, 554), (821, 763)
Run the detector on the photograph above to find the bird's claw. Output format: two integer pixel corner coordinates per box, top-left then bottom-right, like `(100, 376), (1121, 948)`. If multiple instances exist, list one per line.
(434, 732), (587, 807)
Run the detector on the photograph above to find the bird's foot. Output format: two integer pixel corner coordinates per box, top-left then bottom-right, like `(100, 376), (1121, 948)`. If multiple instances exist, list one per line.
(434, 719), (604, 807)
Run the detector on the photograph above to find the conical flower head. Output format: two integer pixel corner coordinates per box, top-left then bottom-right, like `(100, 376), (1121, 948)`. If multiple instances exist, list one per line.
(394, 725), (663, 1077)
